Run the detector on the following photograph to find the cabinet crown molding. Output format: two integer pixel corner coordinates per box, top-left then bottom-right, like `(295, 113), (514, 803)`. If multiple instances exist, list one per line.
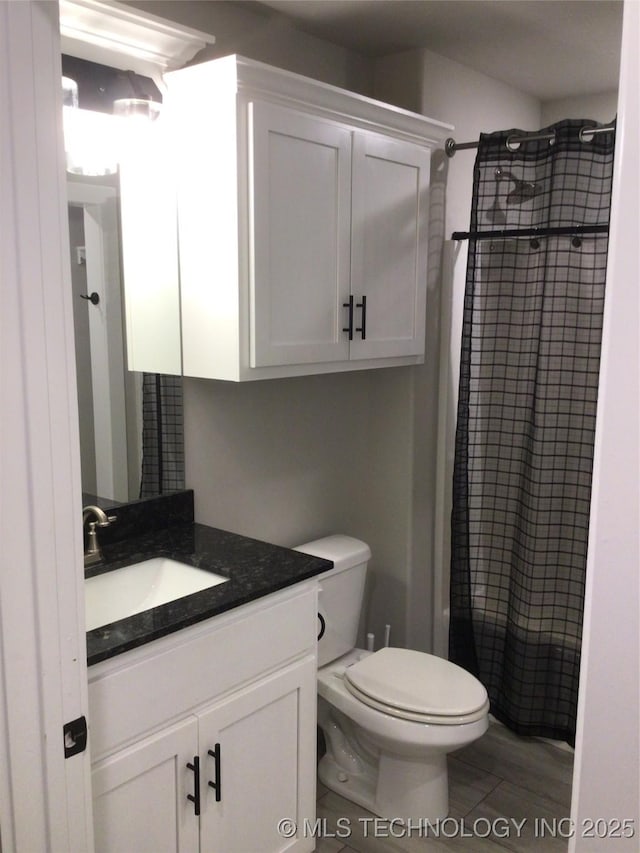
(59, 0), (215, 78)
(176, 53), (453, 147)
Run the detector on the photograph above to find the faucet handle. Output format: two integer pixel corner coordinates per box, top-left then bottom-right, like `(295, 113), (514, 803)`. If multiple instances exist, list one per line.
(82, 508), (117, 567)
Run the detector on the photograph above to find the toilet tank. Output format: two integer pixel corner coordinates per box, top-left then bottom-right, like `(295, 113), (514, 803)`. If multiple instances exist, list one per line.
(295, 535), (371, 667)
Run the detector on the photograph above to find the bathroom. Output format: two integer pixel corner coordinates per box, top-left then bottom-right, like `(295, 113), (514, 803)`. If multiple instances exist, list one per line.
(0, 1), (638, 851)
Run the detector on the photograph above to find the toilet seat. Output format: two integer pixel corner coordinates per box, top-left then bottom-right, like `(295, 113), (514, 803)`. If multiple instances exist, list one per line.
(343, 647), (489, 725)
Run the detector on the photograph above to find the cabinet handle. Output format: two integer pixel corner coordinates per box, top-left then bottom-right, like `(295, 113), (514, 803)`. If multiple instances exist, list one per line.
(186, 756), (201, 816)
(207, 744), (222, 802)
(342, 295), (354, 340)
(317, 612), (326, 641)
(356, 295), (367, 340)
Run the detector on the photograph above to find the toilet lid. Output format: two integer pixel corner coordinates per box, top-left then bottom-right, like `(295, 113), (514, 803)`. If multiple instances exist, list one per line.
(343, 647), (488, 720)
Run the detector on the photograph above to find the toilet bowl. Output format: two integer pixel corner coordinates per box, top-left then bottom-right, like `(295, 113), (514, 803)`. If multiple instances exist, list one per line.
(295, 535), (489, 821)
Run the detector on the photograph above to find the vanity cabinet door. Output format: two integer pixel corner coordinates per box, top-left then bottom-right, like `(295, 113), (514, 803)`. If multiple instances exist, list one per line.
(198, 655), (317, 853)
(249, 100), (352, 368)
(349, 132), (431, 361)
(92, 716), (200, 853)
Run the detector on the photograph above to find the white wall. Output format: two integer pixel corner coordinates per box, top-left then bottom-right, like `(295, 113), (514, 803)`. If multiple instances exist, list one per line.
(184, 368), (416, 649)
(570, 2), (639, 847)
(541, 91), (619, 126)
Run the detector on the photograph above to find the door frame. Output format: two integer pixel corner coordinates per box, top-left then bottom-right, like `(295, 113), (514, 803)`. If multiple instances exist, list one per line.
(0, 2), (93, 849)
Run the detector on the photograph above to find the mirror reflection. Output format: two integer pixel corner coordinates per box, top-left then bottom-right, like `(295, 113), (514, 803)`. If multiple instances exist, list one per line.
(63, 55), (184, 506)
(68, 174), (137, 502)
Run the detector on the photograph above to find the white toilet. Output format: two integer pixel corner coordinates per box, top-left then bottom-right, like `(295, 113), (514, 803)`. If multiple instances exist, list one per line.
(296, 534), (489, 821)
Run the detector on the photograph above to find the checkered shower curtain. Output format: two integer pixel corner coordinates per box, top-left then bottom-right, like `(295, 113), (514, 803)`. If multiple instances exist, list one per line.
(449, 119), (616, 744)
(139, 373), (185, 498)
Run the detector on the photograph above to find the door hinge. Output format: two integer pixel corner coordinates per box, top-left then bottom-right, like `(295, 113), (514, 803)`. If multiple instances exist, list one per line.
(63, 715), (87, 758)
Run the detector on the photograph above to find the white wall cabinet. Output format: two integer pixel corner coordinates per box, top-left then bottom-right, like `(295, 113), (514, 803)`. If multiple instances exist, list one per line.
(165, 55), (449, 381)
(88, 582), (318, 853)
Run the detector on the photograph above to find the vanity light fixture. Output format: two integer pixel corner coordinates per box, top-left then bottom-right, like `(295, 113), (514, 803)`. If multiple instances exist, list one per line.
(59, 0), (214, 176)
(62, 84), (162, 176)
(63, 100), (120, 176)
(62, 75), (79, 108)
(113, 97), (161, 121)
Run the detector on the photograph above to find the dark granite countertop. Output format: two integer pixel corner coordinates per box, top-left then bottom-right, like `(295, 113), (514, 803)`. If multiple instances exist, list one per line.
(86, 516), (332, 666)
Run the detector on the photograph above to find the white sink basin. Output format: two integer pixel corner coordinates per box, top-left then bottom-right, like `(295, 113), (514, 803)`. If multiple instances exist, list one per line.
(85, 557), (228, 631)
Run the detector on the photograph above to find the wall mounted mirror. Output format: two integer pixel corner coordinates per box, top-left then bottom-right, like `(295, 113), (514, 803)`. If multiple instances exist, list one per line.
(63, 55), (184, 506)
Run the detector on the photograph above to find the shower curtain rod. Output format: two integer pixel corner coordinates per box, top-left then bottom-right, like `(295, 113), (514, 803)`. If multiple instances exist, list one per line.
(451, 224), (609, 242)
(444, 123), (615, 158)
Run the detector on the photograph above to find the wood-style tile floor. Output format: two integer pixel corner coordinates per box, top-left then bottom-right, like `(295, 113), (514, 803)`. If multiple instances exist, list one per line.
(314, 720), (574, 852)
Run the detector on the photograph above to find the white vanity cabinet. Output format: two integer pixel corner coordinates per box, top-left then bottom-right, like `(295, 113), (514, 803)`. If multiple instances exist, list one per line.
(88, 582), (318, 853)
(164, 55), (450, 381)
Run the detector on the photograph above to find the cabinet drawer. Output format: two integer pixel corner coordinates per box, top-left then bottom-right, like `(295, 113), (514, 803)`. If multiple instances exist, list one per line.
(89, 582), (317, 760)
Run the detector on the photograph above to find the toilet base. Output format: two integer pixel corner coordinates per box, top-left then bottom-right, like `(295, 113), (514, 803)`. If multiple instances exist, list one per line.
(318, 749), (449, 822)
(318, 751), (377, 814)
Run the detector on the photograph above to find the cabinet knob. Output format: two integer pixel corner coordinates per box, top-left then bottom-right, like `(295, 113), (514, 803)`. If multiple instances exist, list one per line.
(207, 744), (222, 802)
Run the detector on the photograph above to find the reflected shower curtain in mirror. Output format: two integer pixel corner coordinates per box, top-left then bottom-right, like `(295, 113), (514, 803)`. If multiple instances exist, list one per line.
(139, 373), (185, 498)
(449, 119), (615, 744)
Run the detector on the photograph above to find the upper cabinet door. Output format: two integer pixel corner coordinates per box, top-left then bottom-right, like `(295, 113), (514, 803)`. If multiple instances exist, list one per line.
(119, 115), (182, 376)
(349, 132), (431, 360)
(249, 101), (352, 368)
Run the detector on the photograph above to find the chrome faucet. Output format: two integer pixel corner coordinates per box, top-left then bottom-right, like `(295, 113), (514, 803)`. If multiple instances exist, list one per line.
(82, 505), (117, 567)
